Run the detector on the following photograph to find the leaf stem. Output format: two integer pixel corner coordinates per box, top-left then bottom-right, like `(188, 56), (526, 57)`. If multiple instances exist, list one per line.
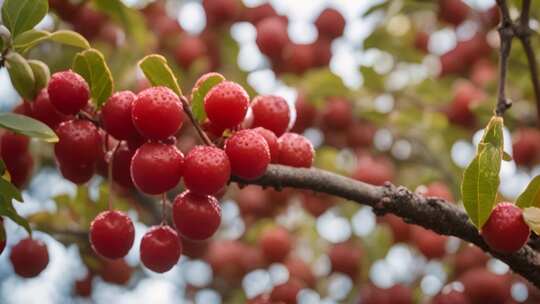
(179, 95), (214, 146)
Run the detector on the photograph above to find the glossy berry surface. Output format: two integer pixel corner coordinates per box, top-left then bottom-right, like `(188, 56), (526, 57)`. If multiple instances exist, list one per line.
(251, 95), (290, 136)
(183, 146), (230, 195)
(130, 142), (184, 195)
(315, 8), (345, 39)
(47, 70), (90, 115)
(277, 132), (314, 168)
(31, 89), (73, 129)
(481, 202), (530, 253)
(54, 119), (102, 166)
(204, 81), (249, 129)
(172, 190), (221, 241)
(140, 225), (182, 273)
(57, 161), (95, 184)
(10, 238), (49, 278)
(132, 86), (183, 140)
(3, 153), (33, 188)
(252, 127), (279, 162)
(101, 91), (140, 141)
(225, 130), (270, 180)
(112, 142), (136, 188)
(260, 227), (291, 262)
(90, 210), (135, 259)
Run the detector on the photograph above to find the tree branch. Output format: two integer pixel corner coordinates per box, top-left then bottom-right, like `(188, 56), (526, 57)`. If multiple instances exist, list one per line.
(495, 0), (513, 115)
(233, 164), (540, 287)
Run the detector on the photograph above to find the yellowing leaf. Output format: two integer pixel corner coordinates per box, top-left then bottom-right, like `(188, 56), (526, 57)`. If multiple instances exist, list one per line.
(523, 207), (540, 235)
(138, 54), (182, 95)
(517, 175), (540, 208)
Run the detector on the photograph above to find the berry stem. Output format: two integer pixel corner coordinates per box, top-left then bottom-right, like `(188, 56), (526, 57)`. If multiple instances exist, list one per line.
(179, 95), (214, 146)
(107, 141), (121, 211)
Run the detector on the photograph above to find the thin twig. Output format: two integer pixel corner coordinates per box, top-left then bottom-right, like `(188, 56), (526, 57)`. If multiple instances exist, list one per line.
(495, 0), (513, 116)
(179, 95), (214, 146)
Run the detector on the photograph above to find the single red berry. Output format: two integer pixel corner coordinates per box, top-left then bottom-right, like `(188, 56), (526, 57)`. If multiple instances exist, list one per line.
(183, 146), (230, 196)
(315, 8), (345, 39)
(202, 0), (240, 27)
(54, 119), (102, 166)
(172, 190), (221, 241)
(291, 92), (317, 133)
(174, 35), (207, 69)
(1, 132), (29, 162)
(256, 16), (289, 60)
(130, 142), (184, 195)
(352, 154), (395, 186)
(251, 95), (290, 136)
(90, 210), (135, 259)
(74, 272), (93, 297)
(411, 225), (448, 259)
(277, 132), (314, 168)
(10, 238), (49, 278)
(112, 142), (136, 188)
(481, 202), (530, 253)
(321, 97), (353, 130)
(512, 128), (540, 166)
(438, 0), (470, 26)
(225, 130), (270, 180)
(284, 257), (315, 287)
(30, 89), (73, 129)
(329, 242), (363, 278)
(4, 153), (33, 188)
(204, 81), (249, 129)
(101, 91), (140, 141)
(260, 226), (292, 262)
(47, 70), (89, 115)
(99, 258), (133, 285)
(132, 86), (183, 140)
(282, 43), (316, 75)
(140, 225), (182, 273)
(253, 127), (279, 162)
(57, 161), (95, 184)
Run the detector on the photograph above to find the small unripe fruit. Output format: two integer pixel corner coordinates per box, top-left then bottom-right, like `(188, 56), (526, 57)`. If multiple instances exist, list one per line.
(329, 242), (362, 279)
(140, 225), (182, 273)
(253, 127), (279, 162)
(172, 190), (221, 241)
(277, 132), (314, 168)
(54, 119), (102, 166)
(256, 16), (289, 60)
(10, 238), (49, 278)
(183, 146), (230, 196)
(251, 95), (291, 136)
(132, 86), (183, 140)
(30, 89), (72, 129)
(260, 226), (292, 262)
(481, 202), (530, 253)
(204, 81), (249, 129)
(101, 91), (140, 141)
(130, 142), (184, 195)
(47, 70), (89, 115)
(90, 210), (135, 259)
(314, 8), (345, 39)
(225, 130), (270, 180)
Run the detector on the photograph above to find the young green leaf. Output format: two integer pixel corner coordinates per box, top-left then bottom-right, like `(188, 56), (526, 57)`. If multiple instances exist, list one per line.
(0, 196), (31, 235)
(72, 48), (114, 109)
(27, 59), (50, 93)
(516, 175), (540, 208)
(12, 29), (49, 51)
(138, 54), (182, 96)
(0, 113), (58, 142)
(5, 52), (37, 100)
(1, 0), (48, 38)
(14, 30), (90, 53)
(0, 177), (22, 202)
(191, 74), (225, 123)
(523, 207), (540, 235)
(478, 116), (504, 152)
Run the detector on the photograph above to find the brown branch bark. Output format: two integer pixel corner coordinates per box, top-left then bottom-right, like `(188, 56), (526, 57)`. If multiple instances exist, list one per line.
(233, 164), (540, 287)
(495, 0), (513, 115)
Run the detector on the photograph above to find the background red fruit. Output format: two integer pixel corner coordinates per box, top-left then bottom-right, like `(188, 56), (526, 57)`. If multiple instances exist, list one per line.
(74, 272), (93, 297)
(277, 133), (314, 168)
(329, 242), (362, 279)
(422, 182), (454, 202)
(512, 128), (540, 166)
(459, 268), (511, 304)
(202, 0), (240, 27)
(382, 214), (412, 243)
(101, 91), (140, 141)
(130, 142), (184, 195)
(438, 0), (470, 26)
(225, 130), (270, 180)
(140, 225), (182, 273)
(256, 16), (289, 60)
(111, 142), (136, 188)
(99, 258), (133, 285)
(205, 240), (245, 281)
(10, 238), (49, 278)
(282, 43), (315, 75)
(30, 89), (73, 129)
(174, 35), (208, 70)
(481, 202), (530, 253)
(90, 210), (135, 259)
(54, 119), (102, 166)
(172, 190), (221, 241)
(260, 226), (292, 262)
(411, 225), (447, 259)
(314, 8), (345, 39)
(1, 132), (29, 161)
(204, 81), (249, 129)
(183, 145), (231, 195)
(251, 95), (291, 136)
(353, 154), (394, 186)
(243, 3), (278, 25)
(321, 97), (353, 130)
(430, 290), (469, 304)
(452, 245), (489, 277)
(270, 278), (304, 304)
(236, 185), (275, 218)
(284, 256), (315, 287)
(47, 70), (90, 115)
(301, 192), (334, 217)
(291, 93), (316, 133)
(253, 127), (279, 162)
(132, 86), (183, 140)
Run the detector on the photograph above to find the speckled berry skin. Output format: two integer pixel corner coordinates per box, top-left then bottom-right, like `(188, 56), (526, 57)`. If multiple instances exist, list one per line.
(47, 70), (90, 115)
(481, 202), (530, 253)
(277, 132), (314, 168)
(101, 91), (140, 141)
(314, 8), (346, 39)
(10, 238), (49, 278)
(251, 95), (290, 136)
(130, 142), (184, 195)
(172, 190), (221, 241)
(132, 86), (183, 140)
(140, 225), (182, 273)
(90, 210), (135, 259)
(54, 119), (102, 166)
(183, 146), (230, 195)
(225, 130), (270, 180)
(253, 127), (279, 162)
(204, 81), (249, 129)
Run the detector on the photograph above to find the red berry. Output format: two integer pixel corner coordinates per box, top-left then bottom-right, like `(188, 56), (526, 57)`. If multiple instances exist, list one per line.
(47, 70), (89, 115)
(329, 242), (363, 278)
(284, 257), (315, 287)
(346, 120), (375, 148)
(202, 0), (240, 27)
(438, 0), (470, 26)
(260, 226), (292, 262)
(101, 91), (140, 141)
(140, 225), (182, 273)
(243, 3), (278, 25)
(411, 225), (448, 259)
(236, 185), (275, 218)
(54, 119), (102, 166)
(251, 95), (290, 136)
(111, 142), (136, 188)
(183, 146), (230, 195)
(3, 152), (33, 188)
(459, 267), (511, 304)
(204, 81), (249, 129)
(174, 35), (207, 69)
(30, 89), (73, 129)
(282, 43), (316, 75)
(130, 142), (184, 195)
(172, 190), (221, 241)
(301, 192), (334, 217)
(481, 202), (530, 253)
(99, 258), (133, 285)
(253, 127), (279, 162)
(453, 245), (489, 277)
(74, 272), (93, 297)
(291, 92), (317, 133)
(315, 8), (345, 39)
(382, 214), (412, 243)
(270, 278), (304, 304)
(352, 154), (394, 186)
(256, 16), (289, 60)
(431, 290), (469, 304)
(10, 238), (49, 278)
(277, 132), (314, 168)
(57, 161), (95, 184)
(512, 128), (540, 166)
(321, 97), (353, 130)
(1, 132), (29, 162)
(90, 210), (135, 259)
(225, 130), (270, 180)
(132, 86), (183, 140)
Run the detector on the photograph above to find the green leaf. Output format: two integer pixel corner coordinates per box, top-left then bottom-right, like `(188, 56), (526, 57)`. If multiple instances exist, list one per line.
(72, 48), (114, 108)
(1, 0), (48, 38)
(516, 175), (540, 208)
(48, 30), (90, 49)
(0, 112), (58, 142)
(461, 144), (501, 228)
(138, 54), (182, 96)
(5, 52), (36, 100)
(0, 177), (22, 202)
(478, 116), (504, 152)
(12, 29), (49, 51)
(14, 29), (90, 53)
(0, 196), (31, 235)
(27, 59), (50, 93)
(523, 207), (540, 235)
(503, 151), (512, 162)
(191, 74), (225, 123)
